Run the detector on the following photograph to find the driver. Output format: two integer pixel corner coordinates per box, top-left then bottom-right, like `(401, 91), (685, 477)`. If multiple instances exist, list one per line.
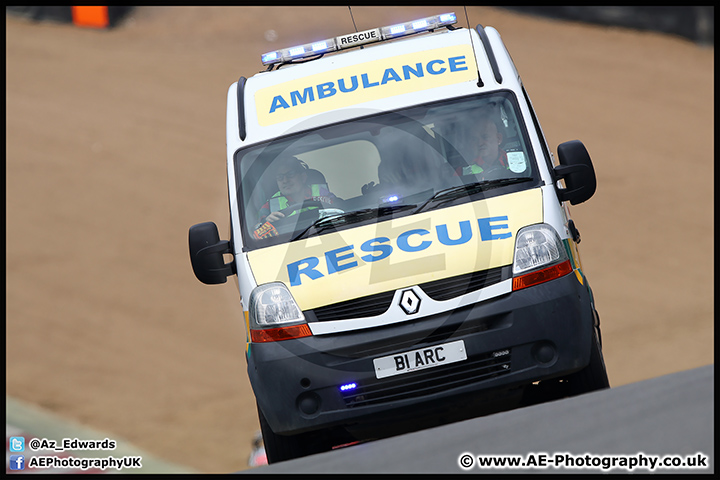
(253, 157), (337, 239)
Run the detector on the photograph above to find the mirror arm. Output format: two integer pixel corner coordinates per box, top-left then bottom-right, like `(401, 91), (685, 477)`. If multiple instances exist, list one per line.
(196, 240), (236, 277)
(554, 163), (588, 178)
(553, 164), (591, 204)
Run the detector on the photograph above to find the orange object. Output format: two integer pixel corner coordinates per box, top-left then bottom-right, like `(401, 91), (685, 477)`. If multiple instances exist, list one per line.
(251, 324), (312, 343)
(512, 260), (573, 291)
(71, 6), (109, 29)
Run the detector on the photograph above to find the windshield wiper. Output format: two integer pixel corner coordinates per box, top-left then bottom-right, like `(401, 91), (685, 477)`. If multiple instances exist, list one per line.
(290, 204), (417, 241)
(413, 177), (533, 215)
(290, 210), (370, 241)
(376, 203), (417, 216)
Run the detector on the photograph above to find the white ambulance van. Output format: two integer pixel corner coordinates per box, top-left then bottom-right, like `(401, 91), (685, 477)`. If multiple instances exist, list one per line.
(189, 12), (609, 463)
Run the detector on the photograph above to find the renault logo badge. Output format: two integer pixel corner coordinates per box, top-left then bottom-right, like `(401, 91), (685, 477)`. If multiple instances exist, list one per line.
(399, 289), (420, 315)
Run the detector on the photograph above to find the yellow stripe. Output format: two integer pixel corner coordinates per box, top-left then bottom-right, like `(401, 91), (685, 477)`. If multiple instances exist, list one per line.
(569, 238), (585, 285)
(248, 189), (543, 310)
(244, 310), (250, 352)
(255, 44), (477, 126)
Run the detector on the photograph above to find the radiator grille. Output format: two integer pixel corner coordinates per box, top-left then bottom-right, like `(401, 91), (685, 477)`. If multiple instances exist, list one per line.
(418, 265), (510, 301)
(311, 265), (510, 322)
(312, 290), (396, 321)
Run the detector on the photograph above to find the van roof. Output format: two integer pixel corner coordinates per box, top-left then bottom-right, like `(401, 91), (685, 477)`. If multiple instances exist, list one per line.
(233, 17), (514, 144)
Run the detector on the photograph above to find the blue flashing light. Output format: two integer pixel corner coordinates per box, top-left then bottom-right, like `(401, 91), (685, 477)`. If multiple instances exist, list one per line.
(262, 51), (279, 63)
(312, 41), (329, 52)
(389, 25), (406, 35)
(412, 20), (428, 30)
(439, 13), (456, 23)
(340, 382), (357, 392)
(381, 194), (400, 203)
(288, 46), (306, 57)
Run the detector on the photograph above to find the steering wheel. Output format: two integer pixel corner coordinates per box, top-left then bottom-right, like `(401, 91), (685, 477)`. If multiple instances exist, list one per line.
(281, 199), (326, 216)
(270, 200), (325, 230)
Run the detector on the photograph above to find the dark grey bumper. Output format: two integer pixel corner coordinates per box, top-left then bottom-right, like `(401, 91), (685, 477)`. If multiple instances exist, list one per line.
(248, 270), (594, 436)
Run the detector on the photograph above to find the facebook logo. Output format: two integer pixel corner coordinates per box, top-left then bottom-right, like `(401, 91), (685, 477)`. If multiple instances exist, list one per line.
(10, 436), (25, 452)
(9, 455), (25, 471)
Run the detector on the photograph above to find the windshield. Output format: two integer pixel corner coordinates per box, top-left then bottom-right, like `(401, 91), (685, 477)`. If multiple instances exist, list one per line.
(236, 91), (539, 249)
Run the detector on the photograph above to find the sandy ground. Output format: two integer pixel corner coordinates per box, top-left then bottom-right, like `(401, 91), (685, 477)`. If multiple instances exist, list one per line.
(6, 6), (714, 473)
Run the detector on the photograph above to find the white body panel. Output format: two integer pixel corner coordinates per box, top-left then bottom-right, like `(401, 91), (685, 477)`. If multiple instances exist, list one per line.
(224, 24), (576, 327)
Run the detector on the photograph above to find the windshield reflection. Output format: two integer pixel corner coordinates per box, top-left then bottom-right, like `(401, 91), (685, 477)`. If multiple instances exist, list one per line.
(237, 92), (538, 248)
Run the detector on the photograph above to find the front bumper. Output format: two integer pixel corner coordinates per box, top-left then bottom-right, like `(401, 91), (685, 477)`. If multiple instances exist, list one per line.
(247, 271), (594, 436)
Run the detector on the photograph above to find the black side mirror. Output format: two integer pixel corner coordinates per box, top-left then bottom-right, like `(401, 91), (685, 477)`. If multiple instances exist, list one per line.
(188, 222), (235, 284)
(553, 140), (596, 205)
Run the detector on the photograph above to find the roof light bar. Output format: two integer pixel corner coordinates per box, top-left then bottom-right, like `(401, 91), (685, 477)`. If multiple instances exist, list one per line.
(388, 24), (406, 36)
(261, 51), (279, 64)
(261, 12), (457, 66)
(288, 45), (305, 57)
(312, 41), (327, 52)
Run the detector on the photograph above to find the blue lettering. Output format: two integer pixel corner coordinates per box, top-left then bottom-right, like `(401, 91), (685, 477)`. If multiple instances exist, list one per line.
(397, 229), (432, 252)
(448, 55), (468, 72)
(361, 73), (379, 88)
(317, 81), (337, 99)
(436, 221), (472, 245)
(290, 87), (314, 106)
(426, 59), (446, 75)
(269, 95), (290, 113)
(271, 56), (468, 114)
(360, 237), (393, 262)
(381, 67), (402, 85)
(402, 63), (424, 80)
(285, 215), (512, 285)
(478, 216), (512, 241)
(338, 76), (359, 93)
(288, 257), (324, 286)
(325, 245), (358, 274)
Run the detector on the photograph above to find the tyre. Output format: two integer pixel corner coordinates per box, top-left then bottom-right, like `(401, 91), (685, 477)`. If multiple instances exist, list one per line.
(257, 404), (308, 464)
(564, 327), (610, 396)
(257, 404), (351, 464)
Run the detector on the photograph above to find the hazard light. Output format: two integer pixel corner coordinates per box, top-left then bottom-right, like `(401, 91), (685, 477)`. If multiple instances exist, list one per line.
(250, 324), (312, 343)
(511, 224), (573, 291)
(248, 282), (311, 342)
(261, 12), (457, 66)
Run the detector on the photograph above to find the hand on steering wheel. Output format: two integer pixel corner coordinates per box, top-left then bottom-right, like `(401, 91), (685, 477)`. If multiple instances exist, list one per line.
(265, 210), (286, 223)
(268, 200), (324, 228)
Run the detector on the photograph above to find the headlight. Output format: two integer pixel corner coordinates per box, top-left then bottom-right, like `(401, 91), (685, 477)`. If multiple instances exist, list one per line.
(249, 282), (305, 327)
(248, 282), (311, 342)
(512, 224), (573, 291)
(513, 224), (568, 274)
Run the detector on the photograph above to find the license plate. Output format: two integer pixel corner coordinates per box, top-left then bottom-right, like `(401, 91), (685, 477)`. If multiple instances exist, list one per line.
(373, 340), (467, 379)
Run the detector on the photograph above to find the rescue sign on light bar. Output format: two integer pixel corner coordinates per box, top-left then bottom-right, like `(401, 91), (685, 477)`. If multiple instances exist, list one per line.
(336, 28), (381, 49)
(261, 12), (457, 66)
